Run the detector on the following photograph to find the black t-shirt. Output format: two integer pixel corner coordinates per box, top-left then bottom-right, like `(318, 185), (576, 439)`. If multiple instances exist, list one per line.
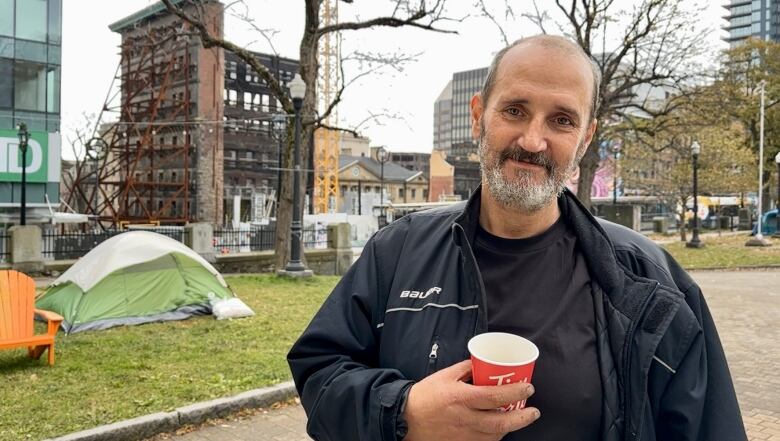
(473, 217), (602, 441)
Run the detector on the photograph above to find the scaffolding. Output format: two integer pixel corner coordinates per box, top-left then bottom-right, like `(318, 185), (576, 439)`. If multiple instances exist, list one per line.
(64, 23), (195, 226)
(314, 0), (341, 214)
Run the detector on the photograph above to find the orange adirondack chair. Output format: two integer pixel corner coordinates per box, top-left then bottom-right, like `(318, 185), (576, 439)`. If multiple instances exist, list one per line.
(0, 270), (63, 366)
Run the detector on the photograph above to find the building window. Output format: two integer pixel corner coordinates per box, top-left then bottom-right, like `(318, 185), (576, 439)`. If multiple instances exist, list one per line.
(374, 186), (380, 193)
(228, 150), (236, 159)
(14, 62), (58, 112)
(262, 94), (270, 112)
(228, 89), (237, 105)
(247, 178), (255, 187)
(16, 0), (47, 42)
(0, 58), (11, 108)
(48, 0), (62, 44)
(244, 91), (252, 110)
(341, 185), (347, 194)
(423, 189), (428, 200)
(228, 61), (237, 79)
(171, 200), (177, 216)
(399, 188), (404, 198)
(411, 188), (416, 199)
(171, 171), (177, 182)
(246, 150), (254, 159)
(0, 0), (12, 37)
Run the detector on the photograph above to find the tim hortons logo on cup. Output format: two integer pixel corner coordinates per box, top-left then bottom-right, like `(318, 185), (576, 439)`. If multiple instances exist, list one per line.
(488, 372), (529, 412)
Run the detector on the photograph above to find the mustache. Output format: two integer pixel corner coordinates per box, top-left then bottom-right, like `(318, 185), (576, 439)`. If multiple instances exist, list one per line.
(498, 148), (554, 172)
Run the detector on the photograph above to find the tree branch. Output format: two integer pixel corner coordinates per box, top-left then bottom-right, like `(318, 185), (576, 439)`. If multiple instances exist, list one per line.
(318, 1), (459, 36)
(317, 123), (360, 138)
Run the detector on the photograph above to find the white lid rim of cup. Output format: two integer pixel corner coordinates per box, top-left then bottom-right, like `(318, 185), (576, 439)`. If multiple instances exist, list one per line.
(467, 332), (540, 367)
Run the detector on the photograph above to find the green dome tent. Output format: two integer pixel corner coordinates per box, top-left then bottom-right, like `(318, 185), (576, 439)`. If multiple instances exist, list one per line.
(36, 231), (233, 333)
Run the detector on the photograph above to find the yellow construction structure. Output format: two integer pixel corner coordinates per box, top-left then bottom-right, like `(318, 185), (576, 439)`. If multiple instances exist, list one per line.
(314, 0), (341, 213)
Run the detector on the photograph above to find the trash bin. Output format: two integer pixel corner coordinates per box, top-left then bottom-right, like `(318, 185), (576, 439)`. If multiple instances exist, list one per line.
(652, 216), (668, 234)
(719, 216), (731, 230)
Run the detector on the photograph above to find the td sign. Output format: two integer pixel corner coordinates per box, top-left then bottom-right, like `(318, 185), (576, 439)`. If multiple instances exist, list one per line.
(0, 129), (48, 183)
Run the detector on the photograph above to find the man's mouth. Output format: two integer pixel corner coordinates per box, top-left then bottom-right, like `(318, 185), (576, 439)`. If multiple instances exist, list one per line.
(506, 158), (544, 169)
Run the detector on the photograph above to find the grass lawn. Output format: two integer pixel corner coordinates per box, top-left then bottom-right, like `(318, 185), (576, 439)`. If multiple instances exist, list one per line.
(0, 274), (339, 441)
(662, 233), (780, 269)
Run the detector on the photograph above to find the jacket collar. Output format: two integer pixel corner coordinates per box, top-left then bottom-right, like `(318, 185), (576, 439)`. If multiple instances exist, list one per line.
(452, 184), (625, 298)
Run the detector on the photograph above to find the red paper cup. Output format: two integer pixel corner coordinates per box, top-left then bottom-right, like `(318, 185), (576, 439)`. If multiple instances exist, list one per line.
(468, 332), (539, 411)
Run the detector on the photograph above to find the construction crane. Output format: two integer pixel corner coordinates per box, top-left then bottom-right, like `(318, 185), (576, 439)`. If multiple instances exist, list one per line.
(314, 0), (341, 213)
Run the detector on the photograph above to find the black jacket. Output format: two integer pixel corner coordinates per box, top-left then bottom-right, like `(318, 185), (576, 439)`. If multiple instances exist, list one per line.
(288, 188), (746, 441)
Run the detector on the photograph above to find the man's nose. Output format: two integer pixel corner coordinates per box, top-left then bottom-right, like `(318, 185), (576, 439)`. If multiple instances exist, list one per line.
(516, 118), (548, 153)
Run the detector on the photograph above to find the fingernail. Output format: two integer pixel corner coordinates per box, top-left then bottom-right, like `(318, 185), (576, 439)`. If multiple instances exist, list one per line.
(533, 409), (541, 420)
(527, 384), (535, 395)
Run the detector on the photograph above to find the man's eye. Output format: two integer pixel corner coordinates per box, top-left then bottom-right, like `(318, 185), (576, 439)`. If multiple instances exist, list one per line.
(555, 116), (573, 126)
(504, 107), (521, 116)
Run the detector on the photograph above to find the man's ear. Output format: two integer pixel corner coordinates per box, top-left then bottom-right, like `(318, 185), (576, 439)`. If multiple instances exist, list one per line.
(470, 93), (483, 140)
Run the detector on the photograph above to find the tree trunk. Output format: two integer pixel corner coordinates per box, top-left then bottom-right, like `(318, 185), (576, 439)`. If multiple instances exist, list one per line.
(274, 128), (295, 270)
(577, 136), (601, 209)
(274, 2), (319, 270)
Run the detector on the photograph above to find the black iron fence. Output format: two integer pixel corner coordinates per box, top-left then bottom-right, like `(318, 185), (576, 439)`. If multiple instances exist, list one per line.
(35, 224), (333, 261)
(213, 226), (276, 254)
(303, 225), (332, 249)
(212, 225), (332, 254)
(42, 230), (123, 261)
(42, 227), (189, 261)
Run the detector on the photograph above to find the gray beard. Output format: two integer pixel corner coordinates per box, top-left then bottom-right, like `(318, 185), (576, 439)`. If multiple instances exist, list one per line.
(478, 134), (582, 213)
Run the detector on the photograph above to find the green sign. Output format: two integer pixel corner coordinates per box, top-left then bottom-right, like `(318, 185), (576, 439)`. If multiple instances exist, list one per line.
(0, 129), (49, 183)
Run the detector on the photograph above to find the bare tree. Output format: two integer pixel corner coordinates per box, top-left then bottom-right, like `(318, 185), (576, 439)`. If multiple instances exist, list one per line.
(162, 0), (458, 269)
(486, 0), (710, 208)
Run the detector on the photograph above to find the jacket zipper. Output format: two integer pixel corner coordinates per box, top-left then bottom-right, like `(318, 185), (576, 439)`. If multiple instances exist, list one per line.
(622, 281), (660, 441)
(427, 339), (440, 374)
(454, 224), (489, 336)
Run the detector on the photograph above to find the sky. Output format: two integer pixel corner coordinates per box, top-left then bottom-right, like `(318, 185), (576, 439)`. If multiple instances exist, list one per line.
(61, 0), (729, 158)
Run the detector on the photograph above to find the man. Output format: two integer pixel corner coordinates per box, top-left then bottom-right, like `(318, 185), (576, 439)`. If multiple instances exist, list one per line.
(288, 35), (746, 441)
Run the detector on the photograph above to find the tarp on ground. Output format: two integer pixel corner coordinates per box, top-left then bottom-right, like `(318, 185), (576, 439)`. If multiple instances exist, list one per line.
(36, 231), (233, 333)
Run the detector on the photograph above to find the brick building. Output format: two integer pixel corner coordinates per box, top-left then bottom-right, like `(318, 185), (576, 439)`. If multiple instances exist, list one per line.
(107, 0), (300, 225)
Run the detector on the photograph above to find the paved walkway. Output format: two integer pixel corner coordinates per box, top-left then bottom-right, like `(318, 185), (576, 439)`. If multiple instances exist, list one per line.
(161, 270), (780, 441)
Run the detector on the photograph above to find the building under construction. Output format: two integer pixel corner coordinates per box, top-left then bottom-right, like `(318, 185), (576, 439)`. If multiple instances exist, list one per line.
(64, 0), (306, 226)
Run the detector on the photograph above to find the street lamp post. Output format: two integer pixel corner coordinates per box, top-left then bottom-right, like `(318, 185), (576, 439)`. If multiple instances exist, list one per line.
(746, 80), (771, 246)
(686, 140), (704, 248)
(774, 152), (780, 238)
(280, 74), (312, 277)
(16, 123), (29, 226)
(376, 146), (390, 228)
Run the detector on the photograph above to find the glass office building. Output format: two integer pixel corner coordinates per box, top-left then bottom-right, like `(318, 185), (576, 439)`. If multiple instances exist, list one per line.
(0, 0), (62, 219)
(723, 0), (780, 46)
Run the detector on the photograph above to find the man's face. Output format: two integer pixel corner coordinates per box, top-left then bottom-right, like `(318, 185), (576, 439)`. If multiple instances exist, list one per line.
(472, 44), (597, 212)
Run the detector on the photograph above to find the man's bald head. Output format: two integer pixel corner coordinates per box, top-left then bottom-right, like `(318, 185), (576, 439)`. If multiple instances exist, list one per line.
(480, 35), (601, 122)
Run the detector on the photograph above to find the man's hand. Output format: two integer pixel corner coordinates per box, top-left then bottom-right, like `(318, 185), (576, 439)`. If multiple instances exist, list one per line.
(403, 360), (539, 441)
